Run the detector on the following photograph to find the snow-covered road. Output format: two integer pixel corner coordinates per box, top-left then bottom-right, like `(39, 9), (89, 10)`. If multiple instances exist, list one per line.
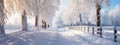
(0, 28), (120, 45)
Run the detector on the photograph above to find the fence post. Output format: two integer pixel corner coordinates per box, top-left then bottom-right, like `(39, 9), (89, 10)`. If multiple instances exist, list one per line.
(88, 26), (89, 32)
(84, 27), (85, 33)
(92, 27), (94, 35)
(114, 27), (117, 42)
(97, 27), (102, 38)
(100, 27), (102, 38)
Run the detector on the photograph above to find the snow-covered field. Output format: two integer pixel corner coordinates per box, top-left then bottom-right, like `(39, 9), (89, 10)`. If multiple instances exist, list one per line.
(0, 26), (120, 45)
(5, 29), (21, 34)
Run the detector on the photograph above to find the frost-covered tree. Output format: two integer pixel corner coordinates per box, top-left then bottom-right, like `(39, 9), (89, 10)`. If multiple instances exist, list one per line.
(27, 0), (60, 29)
(61, 0), (109, 38)
(62, 0), (97, 25)
(52, 14), (64, 28)
(21, 10), (28, 31)
(61, 0), (109, 26)
(95, 0), (109, 38)
(0, 0), (6, 36)
(94, 0), (109, 27)
(5, 0), (28, 31)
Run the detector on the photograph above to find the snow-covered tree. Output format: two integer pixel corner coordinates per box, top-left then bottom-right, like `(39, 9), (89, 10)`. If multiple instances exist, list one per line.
(4, 0), (28, 31)
(62, 0), (96, 25)
(21, 10), (28, 31)
(26, 0), (60, 29)
(95, 0), (109, 38)
(0, 0), (6, 36)
(52, 14), (64, 28)
(60, 0), (109, 38)
(61, 0), (109, 26)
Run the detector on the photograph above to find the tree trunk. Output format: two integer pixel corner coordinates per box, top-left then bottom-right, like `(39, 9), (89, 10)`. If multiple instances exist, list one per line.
(21, 11), (28, 31)
(0, 0), (5, 37)
(35, 16), (38, 27)
(35, 16), (38, 29)
(96, 3), (102, 38)
(42, 20), (46, 29)
(96, 3), (101, 27)
(79, 14), (82, 26)
(0, 24), (5, 37)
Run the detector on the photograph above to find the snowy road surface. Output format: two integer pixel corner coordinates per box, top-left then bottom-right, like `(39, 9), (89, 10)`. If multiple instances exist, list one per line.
(0, 28), (120, 45)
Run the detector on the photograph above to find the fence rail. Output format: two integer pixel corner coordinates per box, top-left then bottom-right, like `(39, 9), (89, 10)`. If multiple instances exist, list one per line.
(69, 26), (120, 42)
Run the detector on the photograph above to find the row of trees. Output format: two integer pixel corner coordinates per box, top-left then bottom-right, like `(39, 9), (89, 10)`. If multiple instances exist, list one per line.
(52, 0), (110, 28)
(0, 0), (60, 36)
(61, 0), (109, 25)
(59, 0), (109, 38)
(26, 0), (60, 29)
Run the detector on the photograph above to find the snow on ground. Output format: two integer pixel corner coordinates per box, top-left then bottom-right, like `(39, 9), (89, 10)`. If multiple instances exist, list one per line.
(0, 26), (120, 45)
(0, 29), (57, 45)
(5, 29), (21, 34)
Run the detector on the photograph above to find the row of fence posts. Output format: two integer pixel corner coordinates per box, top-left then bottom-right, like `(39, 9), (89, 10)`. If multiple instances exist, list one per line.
(79, 26), (117, 42)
